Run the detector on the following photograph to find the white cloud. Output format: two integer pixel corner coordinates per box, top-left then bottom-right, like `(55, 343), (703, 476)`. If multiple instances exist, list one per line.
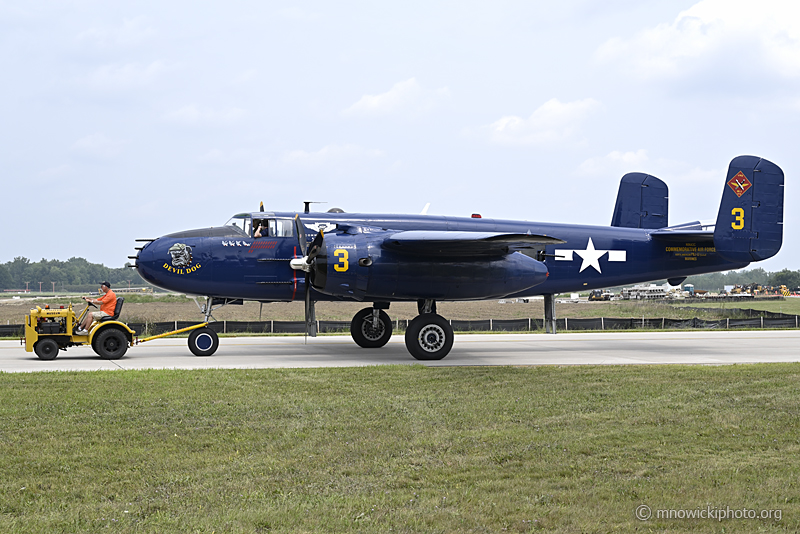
(578, 150), (650, 176)
(342, 78), (449, 117)
(596, 0), (800, 80)
(164, 105), (246, 124)
(39, 164), (72, 177)
(70, 133), (123, 158)
(77, 17), (155, 47)
(200, 149), (226, 162)
(87, 60), (167, 88)
(231, 69), (258, 85)
(481, 98), (600, 146)
(279, 7), (323, 20)
(283, 144), (384, 168)
(199, 148), (254, 164)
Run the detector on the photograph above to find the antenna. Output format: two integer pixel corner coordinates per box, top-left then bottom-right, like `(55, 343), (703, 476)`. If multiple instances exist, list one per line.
(303, 201), (326, 214)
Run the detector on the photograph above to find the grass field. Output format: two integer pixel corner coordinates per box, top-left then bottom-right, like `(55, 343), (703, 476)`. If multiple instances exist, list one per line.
(676, 298), (800, 315)
(1, 365), (797, 532)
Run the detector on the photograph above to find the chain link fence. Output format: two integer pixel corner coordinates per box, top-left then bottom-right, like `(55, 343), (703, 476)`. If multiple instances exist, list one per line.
(4, 307), (797, 337)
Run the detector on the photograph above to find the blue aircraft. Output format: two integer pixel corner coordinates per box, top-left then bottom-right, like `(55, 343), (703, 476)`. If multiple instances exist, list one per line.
(132, 155), (784, 360)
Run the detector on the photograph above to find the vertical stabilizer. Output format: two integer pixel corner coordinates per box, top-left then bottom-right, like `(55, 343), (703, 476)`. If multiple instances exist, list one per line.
(713, 156), (784, 262)
(610, 173), (669, 229)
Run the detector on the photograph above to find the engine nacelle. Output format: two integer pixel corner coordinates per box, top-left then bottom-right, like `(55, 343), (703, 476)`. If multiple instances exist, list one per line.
(311, 232), (549, 300)
(310, 233), (373, 300)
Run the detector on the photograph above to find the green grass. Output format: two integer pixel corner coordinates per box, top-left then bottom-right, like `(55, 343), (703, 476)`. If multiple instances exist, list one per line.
(675, 298), (800, 315)
(557, 300), (726, 320)
(0, 365), (798, 532)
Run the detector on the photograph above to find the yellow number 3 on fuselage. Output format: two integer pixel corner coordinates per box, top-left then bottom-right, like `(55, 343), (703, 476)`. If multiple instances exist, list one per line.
(731, 207), (745, 230)
(334, 249), (349, 272)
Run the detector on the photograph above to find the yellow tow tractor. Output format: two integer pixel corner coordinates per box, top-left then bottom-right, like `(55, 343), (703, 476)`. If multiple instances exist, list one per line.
(24, 298), (136, 360)
(23, 297), (220, 360)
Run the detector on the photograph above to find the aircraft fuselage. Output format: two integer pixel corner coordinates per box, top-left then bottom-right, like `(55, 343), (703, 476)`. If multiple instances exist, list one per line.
(135, 212), (746, 302)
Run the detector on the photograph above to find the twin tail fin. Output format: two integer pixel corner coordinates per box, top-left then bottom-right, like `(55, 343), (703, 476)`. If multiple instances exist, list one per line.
(713, 155), (784, 263)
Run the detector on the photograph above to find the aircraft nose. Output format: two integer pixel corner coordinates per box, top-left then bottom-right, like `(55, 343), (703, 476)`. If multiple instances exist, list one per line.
(133, 238), (160, 285)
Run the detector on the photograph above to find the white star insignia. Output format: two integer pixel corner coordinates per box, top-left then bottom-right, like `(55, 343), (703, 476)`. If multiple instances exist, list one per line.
(554, 238), (626, 274)
(575, 238), (608, 273)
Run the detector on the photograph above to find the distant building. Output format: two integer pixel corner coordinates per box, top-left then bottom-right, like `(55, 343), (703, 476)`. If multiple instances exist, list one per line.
(621, 284), (668, 300)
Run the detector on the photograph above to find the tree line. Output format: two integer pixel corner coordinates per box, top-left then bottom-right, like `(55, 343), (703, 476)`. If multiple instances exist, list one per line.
(0, 257), (148, 292)
(685, 268), (800, 291)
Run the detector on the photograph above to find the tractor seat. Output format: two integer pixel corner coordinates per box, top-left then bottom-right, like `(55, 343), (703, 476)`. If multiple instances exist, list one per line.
(100, 297), (124, 322)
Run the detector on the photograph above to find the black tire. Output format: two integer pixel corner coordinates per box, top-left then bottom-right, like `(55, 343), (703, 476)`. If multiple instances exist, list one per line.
(188, 327), (219, 357)
(93, 328), (128, 360)
(404, 314), (454, 360)
(34, 338), (59, 360)
(350, 308), (393, 348)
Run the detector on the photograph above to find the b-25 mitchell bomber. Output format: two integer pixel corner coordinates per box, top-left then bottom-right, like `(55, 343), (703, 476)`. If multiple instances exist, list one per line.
(132, 155), (784, 360)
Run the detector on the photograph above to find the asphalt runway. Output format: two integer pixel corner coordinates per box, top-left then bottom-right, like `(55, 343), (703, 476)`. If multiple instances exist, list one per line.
(1, 330), (798, 372)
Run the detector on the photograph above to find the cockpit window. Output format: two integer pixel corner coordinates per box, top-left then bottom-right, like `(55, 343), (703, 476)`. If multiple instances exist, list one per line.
(253, 218), (294, 238)
(223, 214), (252, 237)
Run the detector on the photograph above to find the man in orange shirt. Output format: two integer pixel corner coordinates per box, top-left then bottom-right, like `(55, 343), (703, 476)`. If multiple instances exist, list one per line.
(76, 281), (117, 334)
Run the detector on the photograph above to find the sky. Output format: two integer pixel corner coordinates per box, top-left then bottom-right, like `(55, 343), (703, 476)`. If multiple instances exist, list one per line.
(2, 0), (798, 271)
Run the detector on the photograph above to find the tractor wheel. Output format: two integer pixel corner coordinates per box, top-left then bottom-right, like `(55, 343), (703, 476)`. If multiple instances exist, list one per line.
(93, 328), (128, 360)
(34, 338), (59, 360)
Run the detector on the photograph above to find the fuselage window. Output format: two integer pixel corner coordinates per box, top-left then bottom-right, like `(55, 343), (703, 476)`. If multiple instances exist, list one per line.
(224, 214), (252, 236)
(254, 218), (294, 238)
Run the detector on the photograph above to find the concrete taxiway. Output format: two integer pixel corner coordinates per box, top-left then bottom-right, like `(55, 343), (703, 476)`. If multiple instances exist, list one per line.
(1, 330), (798, 372)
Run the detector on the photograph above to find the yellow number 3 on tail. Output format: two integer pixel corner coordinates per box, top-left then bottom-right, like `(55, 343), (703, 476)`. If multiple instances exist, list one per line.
(731, 207), (745, 230)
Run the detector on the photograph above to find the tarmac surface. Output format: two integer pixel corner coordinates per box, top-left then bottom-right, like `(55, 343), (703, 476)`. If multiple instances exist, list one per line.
(1, 330), (798, 372)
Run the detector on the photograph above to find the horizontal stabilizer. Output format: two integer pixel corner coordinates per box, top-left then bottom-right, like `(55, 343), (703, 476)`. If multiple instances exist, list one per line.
(649, 221), (713, 242)
(611, 173), (669, 229)
(382, 231), (564, 257)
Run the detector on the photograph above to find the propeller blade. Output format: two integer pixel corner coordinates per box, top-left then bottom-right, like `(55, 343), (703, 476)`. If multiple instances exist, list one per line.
(306, 230), (324, 264)
(293, 214), (308, 257)
(304, 280), (317, 338)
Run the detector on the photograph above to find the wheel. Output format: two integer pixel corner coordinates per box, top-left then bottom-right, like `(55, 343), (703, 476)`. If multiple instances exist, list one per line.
(404, 314), (454, 360)
(93, 328), (128, 360)
(34, 338), (59, 360)
(350, 308), (393, 348)
(188, 327), (219, 356)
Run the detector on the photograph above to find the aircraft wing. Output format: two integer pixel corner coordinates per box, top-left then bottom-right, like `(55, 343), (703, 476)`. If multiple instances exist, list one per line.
(382, 231), (565, 257)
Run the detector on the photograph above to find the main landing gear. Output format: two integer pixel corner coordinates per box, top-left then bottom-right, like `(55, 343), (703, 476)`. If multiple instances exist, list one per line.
(349, 299), (455, 360)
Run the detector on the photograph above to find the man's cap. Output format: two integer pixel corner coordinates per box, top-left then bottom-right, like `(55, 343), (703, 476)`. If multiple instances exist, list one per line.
(100, 281), (111, 288)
